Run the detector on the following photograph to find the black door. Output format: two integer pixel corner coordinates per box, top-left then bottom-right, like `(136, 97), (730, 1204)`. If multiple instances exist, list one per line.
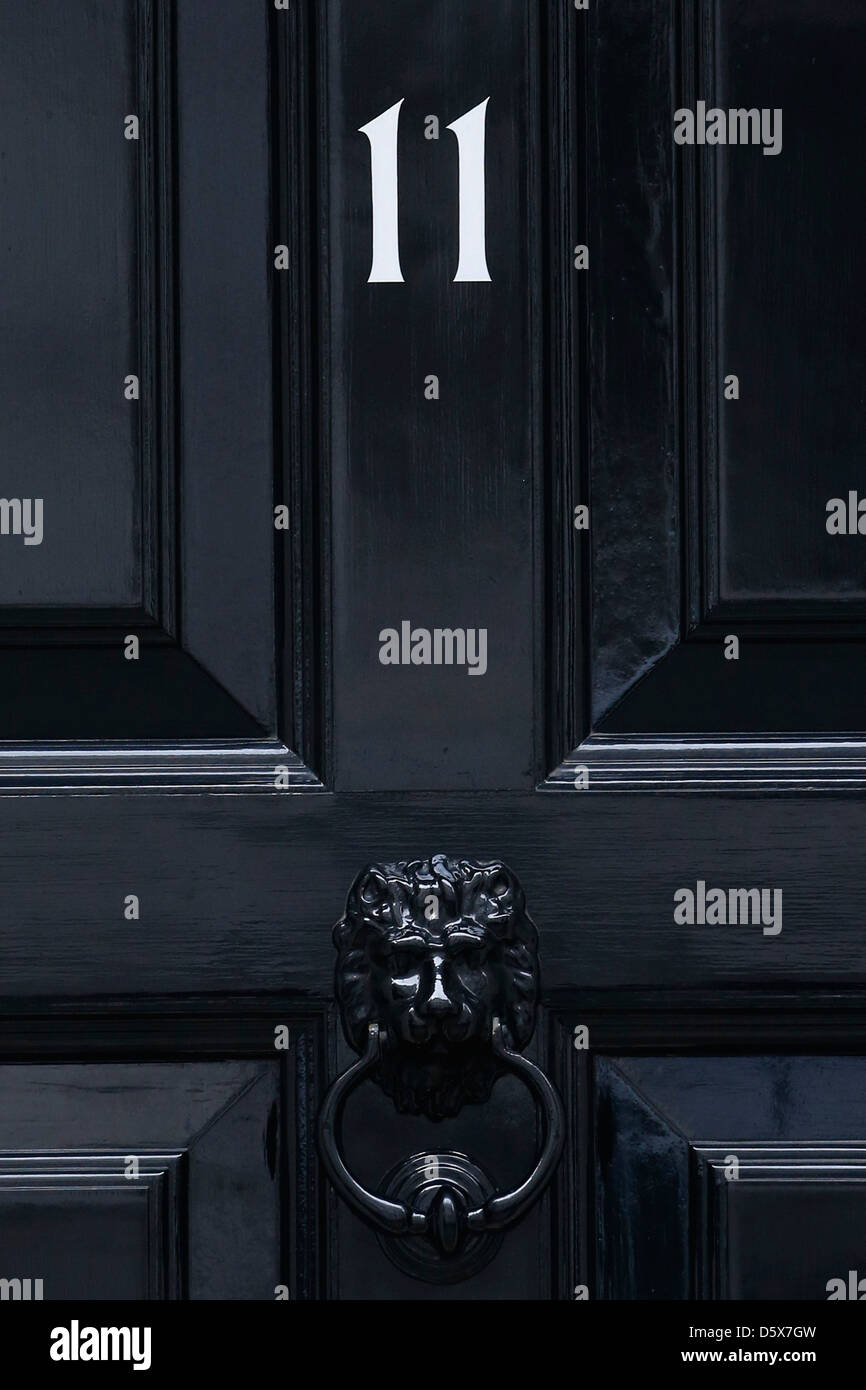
(1, 0), (865, 1307)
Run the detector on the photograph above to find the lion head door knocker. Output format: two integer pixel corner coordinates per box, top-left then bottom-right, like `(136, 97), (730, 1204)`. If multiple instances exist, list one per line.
(317, 855), (565, 1283)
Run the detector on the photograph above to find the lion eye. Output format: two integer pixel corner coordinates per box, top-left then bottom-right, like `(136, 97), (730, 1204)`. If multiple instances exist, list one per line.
(390, 950), (419, 975)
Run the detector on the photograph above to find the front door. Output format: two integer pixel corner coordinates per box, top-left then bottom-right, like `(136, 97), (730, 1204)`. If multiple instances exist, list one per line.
(1, 0), (865, 1311)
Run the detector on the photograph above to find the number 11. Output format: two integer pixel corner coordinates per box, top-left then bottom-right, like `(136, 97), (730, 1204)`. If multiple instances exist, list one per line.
(359, 97), (492, 284)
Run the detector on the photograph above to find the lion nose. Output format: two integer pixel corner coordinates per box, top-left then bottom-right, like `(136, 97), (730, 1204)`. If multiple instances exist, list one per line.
(422, 955), (459, 1017)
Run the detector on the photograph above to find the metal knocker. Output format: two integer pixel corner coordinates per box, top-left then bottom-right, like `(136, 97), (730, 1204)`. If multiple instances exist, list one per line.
(318, 855), (565, 1283)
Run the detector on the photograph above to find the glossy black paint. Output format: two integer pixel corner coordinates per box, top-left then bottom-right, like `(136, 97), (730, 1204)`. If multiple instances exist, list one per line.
(331, 856), (540, 1119)
(326, 0), (541, 790)
(595, 1056), (866, 1301)
(319, 858), (564, 1281)
(576, 0), (866, 746)
(0, 1062), (282, 1299)
(0, 0), (282, 742)
(0, 0), (864, 1304)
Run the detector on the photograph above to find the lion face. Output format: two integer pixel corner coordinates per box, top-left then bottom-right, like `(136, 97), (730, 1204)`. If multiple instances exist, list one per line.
(333, 855), (539, 1120)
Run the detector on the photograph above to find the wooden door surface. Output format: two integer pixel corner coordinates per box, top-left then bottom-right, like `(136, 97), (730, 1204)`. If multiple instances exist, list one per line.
(0, 0), (864, 1311)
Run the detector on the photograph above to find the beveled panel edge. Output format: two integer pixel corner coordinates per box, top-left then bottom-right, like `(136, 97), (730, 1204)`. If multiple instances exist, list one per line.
(542, 735), (866, 792)
(0, 741), (324, 794)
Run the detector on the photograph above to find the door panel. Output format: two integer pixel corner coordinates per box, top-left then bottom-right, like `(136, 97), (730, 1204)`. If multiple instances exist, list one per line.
(0, 2), (141, 609)
(549, 0), (866, 776)
(596, 1057), (866, 1301)
(0, 1063), (280, 1299)
(326, 0), (542, 790)
(0, 0), (296, 753)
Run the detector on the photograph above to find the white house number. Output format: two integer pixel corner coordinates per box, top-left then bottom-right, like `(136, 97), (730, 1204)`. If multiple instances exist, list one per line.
(359, 97), (492, 284)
